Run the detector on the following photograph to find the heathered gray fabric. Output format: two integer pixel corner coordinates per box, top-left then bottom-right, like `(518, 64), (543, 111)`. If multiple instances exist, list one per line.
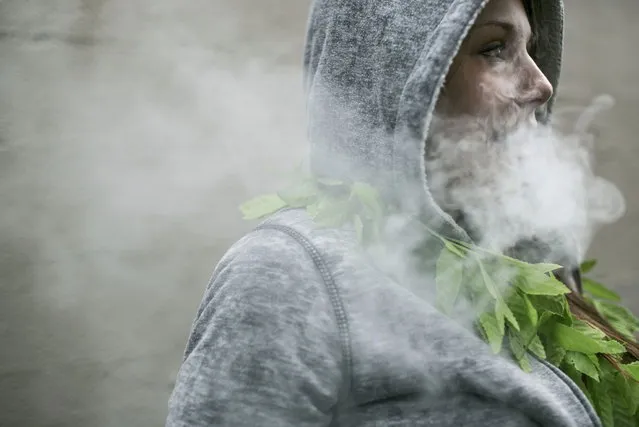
(167, 0), (603, 426)
(304, 0), (564, 237)
(167, 210), (601, 426)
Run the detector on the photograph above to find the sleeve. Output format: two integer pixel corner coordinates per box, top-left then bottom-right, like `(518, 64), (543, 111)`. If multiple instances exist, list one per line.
(166, 229), (345, 427)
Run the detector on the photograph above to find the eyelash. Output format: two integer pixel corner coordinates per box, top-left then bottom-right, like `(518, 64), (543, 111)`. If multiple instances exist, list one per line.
(480, 41), (507, 59)
(480, 40), (536, 61)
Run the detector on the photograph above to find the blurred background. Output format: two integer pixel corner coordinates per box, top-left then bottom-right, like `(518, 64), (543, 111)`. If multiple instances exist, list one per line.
(0, 0), (637, 426)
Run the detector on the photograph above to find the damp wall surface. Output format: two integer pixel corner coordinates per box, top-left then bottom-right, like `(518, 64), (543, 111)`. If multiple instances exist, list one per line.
(1, 1), (638, 426)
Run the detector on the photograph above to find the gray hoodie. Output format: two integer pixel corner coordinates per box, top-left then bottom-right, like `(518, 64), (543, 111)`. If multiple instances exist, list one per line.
(166, 0), (602, 426)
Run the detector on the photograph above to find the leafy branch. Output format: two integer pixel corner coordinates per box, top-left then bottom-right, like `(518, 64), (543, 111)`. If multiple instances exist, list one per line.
(239, 178), (639, 426)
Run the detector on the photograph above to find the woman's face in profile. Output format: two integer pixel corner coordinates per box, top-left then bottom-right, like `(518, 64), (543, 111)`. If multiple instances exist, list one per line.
(437, 0), (553, 132)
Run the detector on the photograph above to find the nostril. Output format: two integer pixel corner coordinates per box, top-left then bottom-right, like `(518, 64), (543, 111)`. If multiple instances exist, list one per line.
(539, 77), (554, 103)
(518, 76), (553, 109)
(533, 68), (554, 104)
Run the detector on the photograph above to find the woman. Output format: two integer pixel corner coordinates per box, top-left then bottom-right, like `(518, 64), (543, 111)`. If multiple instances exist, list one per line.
(167, 0), (638, 425)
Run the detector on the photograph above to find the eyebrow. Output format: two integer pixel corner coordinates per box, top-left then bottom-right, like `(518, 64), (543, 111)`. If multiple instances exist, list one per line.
(471, 20), (533, 42)
(475, 20), (516, 31)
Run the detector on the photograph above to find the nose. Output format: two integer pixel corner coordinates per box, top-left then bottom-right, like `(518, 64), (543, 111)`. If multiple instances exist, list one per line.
(517, 58), (554, 109)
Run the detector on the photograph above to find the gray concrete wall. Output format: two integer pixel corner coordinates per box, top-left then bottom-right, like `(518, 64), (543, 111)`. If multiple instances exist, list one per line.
(0, 1), (637, 426)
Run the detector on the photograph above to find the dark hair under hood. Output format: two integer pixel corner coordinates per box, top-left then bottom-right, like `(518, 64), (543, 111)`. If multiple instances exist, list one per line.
(303, 0), (564, 240)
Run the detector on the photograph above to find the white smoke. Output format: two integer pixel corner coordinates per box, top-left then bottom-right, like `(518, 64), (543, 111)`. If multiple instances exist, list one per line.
(425, 96), (625, 266)
(0, 2), (633, 424)
(0, 2), (309, 423)
(0, 1), (308, 311)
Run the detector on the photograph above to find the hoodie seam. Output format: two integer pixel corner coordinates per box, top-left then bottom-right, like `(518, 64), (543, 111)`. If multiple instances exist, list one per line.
(255, 223), (354, 408)
(537, 357), (602, 427)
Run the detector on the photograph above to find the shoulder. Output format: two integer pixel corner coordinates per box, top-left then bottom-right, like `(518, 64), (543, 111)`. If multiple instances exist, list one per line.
(169, 211), (351, 425)
(185, 211), (353, 364)
(215, 208), (357, 290)
(211, 211), (333, 298)
(198, 209), (356, 335)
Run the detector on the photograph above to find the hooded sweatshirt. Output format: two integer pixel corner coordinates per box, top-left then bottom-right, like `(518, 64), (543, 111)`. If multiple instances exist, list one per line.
(166, 0), (602, 426)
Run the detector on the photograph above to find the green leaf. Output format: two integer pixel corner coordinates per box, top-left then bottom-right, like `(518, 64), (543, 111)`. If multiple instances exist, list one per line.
(563, 362), (593, 402)
(517, 353), (532, 373)
(354, 216), (378, 246)
(608, 320), (638, 341)
(591, 376), (614, 427)
(573, 319), (607, 340)
(599, 301), (639, 329)
(509, 292), (538, 333)
(608, 371), (636, 427)
(479, 262), (500, 300)
(544, 335), (567, 366)
(350, 182), (383, 219)
(464, 264), (492, 311)
(436, 248), (464, 314)
(565, 351), (600, 381)
(306, 201), (320, 218)
(508, 329), (526, 360)
(532, 263), (563, 273)
(496, 299), (520, 332)
(508, 330), (532, 372)
(583, 278), (621, 302)
(500, 253), (533, 267)
(443, 240), (466, 258)
(316, 177), (344, 186)
(515, 270), (571, 296)
(528, 335), (547, 359)
(476, 261), (519, 332)
(622, 362), (639, 382)
(479, 312), (504, 354)
(580, 259), (598, 274)
(587, 353), (601, 369)
(277, 181), (317, 207)
(538, 311), (555, 328)
(530, 295), (571, 319)
(494, 303), (506, 335)
(239, 194), (287, 220)
(312, 197), (352, 227)
(628, 378), (639, 415)
(596, 299), (639, 339)
(598, 339), (628, 355)
(551, 323), (626, 354)
(350, 182), (378, 198)
(522, 293), (539, 327)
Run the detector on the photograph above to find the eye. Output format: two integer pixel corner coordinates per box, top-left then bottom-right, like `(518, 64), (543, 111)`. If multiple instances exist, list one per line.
(480, 41), (506, 59)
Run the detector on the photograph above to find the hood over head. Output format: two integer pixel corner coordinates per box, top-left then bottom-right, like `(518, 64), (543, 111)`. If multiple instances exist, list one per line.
(303, 0), (564, 239)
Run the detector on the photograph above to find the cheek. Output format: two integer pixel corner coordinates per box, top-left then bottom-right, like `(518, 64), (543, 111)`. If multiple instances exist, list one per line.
(441, 62), (519, 117)
(475, 74), (517, 114)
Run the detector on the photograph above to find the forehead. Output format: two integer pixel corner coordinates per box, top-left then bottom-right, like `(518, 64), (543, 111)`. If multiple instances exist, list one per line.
(475, 0), (531, 31)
